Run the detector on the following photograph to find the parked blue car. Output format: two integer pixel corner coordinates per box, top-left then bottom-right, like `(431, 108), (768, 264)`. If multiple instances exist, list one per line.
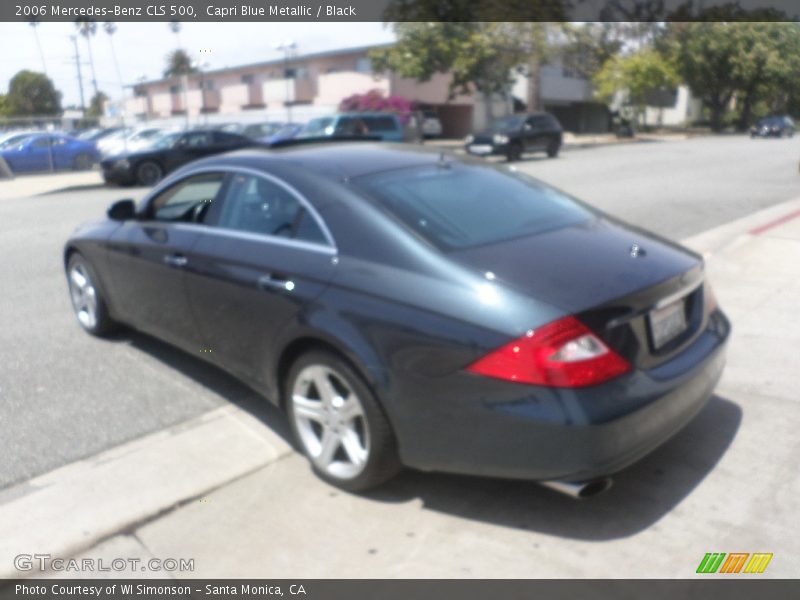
(0, 133), (99, 173)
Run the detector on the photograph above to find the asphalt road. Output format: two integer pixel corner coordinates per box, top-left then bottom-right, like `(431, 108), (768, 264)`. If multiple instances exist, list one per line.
(518, 134), (800, 240)
(1, 134), (799, 489)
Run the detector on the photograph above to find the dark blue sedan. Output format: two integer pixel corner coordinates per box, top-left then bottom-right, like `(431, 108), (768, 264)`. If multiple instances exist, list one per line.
(63, 143), (730, 497)
(1, 133), (99, 173)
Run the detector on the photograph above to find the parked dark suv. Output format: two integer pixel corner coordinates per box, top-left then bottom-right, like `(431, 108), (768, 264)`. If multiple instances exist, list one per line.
(465, 112), (563, 161)
(750, 115), (795, 138)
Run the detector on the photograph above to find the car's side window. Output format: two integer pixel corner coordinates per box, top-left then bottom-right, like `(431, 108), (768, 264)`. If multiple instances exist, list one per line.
(149, 173), (226, 223)
(178, 132), (211, 148)
(216, 173), (328, 244)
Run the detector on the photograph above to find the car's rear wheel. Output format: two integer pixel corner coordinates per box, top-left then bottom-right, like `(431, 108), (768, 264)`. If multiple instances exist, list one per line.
(72, 153), (93, 171)
(136, 161), (163, 186)
(286, 350), (401, 491)
(67, 253), (119, 336)
(546, 140), (560, 158)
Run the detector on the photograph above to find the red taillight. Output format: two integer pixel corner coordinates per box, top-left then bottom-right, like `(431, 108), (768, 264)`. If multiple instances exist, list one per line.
(466, 316), (630, 388)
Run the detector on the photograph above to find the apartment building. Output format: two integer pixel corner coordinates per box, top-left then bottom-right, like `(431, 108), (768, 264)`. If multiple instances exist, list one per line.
(125, 43), (613, 136)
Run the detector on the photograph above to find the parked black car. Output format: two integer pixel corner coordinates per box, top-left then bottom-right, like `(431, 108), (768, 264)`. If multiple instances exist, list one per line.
(100, 129), (255, 186)
(466, 112), (563, 161)
(66, 143), (729, 496)
(750, 115), (795, 138)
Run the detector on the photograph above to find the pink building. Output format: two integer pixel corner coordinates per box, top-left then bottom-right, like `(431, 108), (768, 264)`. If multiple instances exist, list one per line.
(126, 44), (489, 137)
(126, 43), (608, 136)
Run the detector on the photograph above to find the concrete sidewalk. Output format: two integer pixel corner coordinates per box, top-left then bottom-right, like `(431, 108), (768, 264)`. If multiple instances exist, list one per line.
(3, 200), (800, 579)
(0, 170), (104, 200)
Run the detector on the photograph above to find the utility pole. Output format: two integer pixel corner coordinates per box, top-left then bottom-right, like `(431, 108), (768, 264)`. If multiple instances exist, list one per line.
(275, 40), (297, 123)
(69, 35), (86, 114)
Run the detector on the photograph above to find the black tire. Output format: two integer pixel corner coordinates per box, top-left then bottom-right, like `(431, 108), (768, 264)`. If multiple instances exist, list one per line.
(73, 153), (92, 171)
(506, 142), (523, 162)
(546, 140), (560, 158)
(285, 350), (401, 492)
(66, 252), (120, 337)
(136, 161), (163, 186)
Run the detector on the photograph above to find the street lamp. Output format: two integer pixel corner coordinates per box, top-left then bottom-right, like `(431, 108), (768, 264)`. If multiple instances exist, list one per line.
(274, 40), (297, 122)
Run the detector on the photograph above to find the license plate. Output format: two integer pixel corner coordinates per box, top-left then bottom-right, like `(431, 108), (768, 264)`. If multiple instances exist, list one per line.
(468, 144), (493, 155)
(649, 299), (687, 349)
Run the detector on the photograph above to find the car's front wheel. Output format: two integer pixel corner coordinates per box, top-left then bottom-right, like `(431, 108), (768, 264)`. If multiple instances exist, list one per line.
(286, 350), (401, 491)
(136, 161), (163, 186)
(547, 140), (560, 158)
(66, 253), (119, 336)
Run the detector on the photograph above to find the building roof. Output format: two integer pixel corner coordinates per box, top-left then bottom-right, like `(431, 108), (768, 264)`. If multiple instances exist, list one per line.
(132, 42), (393, 88)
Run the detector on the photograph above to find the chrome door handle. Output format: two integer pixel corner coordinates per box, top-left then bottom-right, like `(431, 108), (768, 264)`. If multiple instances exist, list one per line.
(164, 254), (188, 268)
(257, 274), (295, 291)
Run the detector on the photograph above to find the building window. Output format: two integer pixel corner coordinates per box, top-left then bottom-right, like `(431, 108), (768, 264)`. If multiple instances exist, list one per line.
(202, 79), (215, 91)
(169, 85), (181, 94)
(241, 74), (255, 85)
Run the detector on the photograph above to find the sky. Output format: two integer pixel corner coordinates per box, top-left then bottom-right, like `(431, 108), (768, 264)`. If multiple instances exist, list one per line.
(0, 22), (395, 107)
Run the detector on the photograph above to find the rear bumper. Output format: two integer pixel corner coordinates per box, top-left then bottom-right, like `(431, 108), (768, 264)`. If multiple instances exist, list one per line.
(391, 310), (730, 481)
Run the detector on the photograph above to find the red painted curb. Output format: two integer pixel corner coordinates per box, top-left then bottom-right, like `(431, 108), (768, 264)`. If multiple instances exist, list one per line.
(748, 209), (800, 236)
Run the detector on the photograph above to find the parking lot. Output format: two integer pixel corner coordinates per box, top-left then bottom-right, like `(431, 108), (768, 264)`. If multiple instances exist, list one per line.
(1, 134), (799, 578)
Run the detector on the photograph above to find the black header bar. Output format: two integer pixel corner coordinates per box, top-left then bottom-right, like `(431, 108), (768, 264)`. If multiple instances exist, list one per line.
(2, 0), (799, 22)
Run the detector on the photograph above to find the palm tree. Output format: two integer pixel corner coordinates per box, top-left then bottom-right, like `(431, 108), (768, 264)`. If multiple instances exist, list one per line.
(28, 20), (48, 75)
(75, 18), (99, 97)
(169, 21), (182, 49)
(163, 49), (196, 78)
(103, 22), (124, 89)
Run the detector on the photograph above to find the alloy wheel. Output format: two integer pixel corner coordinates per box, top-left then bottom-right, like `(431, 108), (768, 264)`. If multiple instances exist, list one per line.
(68, 262), (98, 329)
(291, 364), (370, 480)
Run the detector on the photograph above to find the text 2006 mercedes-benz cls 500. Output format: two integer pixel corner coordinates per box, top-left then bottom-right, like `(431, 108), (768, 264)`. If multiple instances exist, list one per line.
(64, 143), (730, 497)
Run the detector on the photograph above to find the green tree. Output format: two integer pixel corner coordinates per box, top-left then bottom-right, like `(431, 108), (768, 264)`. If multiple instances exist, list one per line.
(593, 48), (679, 127)
(561, 23), (626, 81)
(663, 22), (800, 131)
(730, 23), (800, 128)
(374, 1), (570, 116)
(0, 94), (9, 117)
(86, 91), (108, 118)
(663, 23), (740, 131)
(163, 49), (196, 78)
(371, 23), (531, 122)
(6, 70), (62, 116)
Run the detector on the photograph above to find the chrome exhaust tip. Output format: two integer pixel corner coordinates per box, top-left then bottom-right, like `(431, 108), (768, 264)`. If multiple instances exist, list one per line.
(540, 477), (613, 499)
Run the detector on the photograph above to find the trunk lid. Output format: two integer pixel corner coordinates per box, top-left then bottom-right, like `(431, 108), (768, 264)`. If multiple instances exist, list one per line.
(449, 218), (706, 368)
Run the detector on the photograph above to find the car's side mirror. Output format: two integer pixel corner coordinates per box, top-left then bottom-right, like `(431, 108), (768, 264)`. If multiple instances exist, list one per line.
(107, 199), (136, 221)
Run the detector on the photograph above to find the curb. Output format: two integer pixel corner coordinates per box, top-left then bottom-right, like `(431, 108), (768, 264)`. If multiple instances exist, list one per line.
(681, 196), (800, 258)
(0, 405), (292, 580)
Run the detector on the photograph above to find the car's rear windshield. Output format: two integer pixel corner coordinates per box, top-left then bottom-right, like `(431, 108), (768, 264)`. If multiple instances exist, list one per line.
(353, 163), (592, 250)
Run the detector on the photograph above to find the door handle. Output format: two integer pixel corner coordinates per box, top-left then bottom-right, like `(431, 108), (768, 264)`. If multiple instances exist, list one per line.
(164, 253), (188, 268)
(257, 273), (295, 292)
